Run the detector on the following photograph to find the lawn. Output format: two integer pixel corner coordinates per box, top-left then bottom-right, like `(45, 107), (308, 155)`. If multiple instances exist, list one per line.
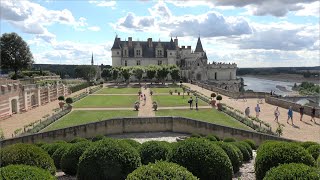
(152, 95), (208, 107)
(156, 109), (252, 130)
(73, 95), (139, 108)
(95, 87), (141, 94)
(44, 110), (138, 131)
(151, 87), (183, 94)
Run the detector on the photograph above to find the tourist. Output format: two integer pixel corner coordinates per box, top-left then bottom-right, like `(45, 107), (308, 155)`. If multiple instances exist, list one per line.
(255, 104), (260, 118)
(299, 105), (304, 121)
(287, 106), (293, 125)
(245, 107), (250, 117)
(311, 107), (316, 122)
(274, 107), (280, 122)
(270, 90), (273, 95)
(140, 94), (143, 101)
(143, 94), (146, 105)
(195, 96), (198, 110)
(188, 97), (193, 110)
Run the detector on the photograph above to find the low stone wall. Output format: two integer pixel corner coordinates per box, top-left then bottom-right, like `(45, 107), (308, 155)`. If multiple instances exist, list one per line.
(265, 96), (320, 118)
(0, 117), (292, 147)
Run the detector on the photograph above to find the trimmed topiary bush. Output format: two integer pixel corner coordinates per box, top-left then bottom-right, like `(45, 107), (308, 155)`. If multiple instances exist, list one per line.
(190, 133), (202, 138)
(52, 143), (71, 169)
(215, 142), (241, 173)
(317, 156), (320, 168)
(69, 137), (88, 143)
(0, 165), (55, 180)
(205, 134), (217, 141)
(140, 141), (171, 165)
(300, 141), (318, 149)
(231, 144), (243, 165)
(91, 135), (105, 142)
(307, 144), (320, 160)
(223, 137), (236, 142)
(239, 141), (253, 158)
(61, 141), (92, 175)
(77, 138), (141, 180)
(126, 161), (198, 180)
(169, 138), (232, 180)
(121, 139), (141, 150)
(230, 142), (251, 162)
(0, 143), (56, 175)
(243, 139), (256, 150)
(255, 141), (316, 180)
(264, 163), (320, 180)
(41, 141), (66, 156)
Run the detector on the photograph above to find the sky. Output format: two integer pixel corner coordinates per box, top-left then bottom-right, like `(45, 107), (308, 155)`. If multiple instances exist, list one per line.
(0, 0), (319, 67)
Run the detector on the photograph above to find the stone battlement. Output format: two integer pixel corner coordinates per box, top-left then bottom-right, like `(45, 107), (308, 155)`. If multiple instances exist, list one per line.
(208, 62), (237, 69)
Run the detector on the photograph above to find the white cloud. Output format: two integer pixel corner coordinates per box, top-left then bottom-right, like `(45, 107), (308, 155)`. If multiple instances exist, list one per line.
(89, 0), (116, 8)
(88, 26), (101, 31)
(295, 1), (320, 17)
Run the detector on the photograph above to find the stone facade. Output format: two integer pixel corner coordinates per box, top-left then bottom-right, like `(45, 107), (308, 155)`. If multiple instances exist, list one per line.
(111, 36), (240, 91)
(0, 78), (69, 119)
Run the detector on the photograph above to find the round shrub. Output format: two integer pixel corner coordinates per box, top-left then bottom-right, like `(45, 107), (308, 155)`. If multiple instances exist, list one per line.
(230, 142), (250, 162)
(52, 143), (71, 169)
(121, 139), (141, 150)
(91, 135), (105, 142)
(264, 163), (320, 180)
(231, 144), (243, 164)
(61, 141), (92, 175)
(41, 141), (66, 156)
(317, 156), (320, 168)
(307, 144), (320, 160)
(77, 138), (141, 180)
(169, 138), (232, 180)
(0, 165), (55, 180)
(205, 134), (217, 141)
(0, 143), (56, 174)
(69, 137), (88, 143)
(34, 141), (46, 147)
(190, 133), (202, 138)
(223, 137), (236, 142)
(126, 161), (198, 180)
(239, 141), (253, 158)
(255, 141), (316, 180)
(243, 139), (256, 150)
(140, 141), (171, 165)
(215, 142), (241, 173)
(300, 141), (319, 149)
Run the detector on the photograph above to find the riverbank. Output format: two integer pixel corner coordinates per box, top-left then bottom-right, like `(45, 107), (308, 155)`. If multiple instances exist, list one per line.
(242, 74), (319, 84)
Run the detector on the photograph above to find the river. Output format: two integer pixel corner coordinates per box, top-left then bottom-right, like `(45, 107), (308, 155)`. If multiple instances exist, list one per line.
(240, 76), (297, 96)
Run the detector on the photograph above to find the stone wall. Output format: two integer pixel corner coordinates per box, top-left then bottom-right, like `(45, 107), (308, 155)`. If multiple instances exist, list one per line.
(265, 96), (320, 118)
(0, 117), (292, 147)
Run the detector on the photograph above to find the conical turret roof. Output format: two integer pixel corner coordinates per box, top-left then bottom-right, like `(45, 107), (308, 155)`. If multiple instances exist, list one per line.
(195, 37), (204, 52)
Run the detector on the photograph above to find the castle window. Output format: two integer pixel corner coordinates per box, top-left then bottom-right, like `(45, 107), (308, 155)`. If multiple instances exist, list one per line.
(124, 50), (127, 56)
(198, 63), (199, 66)
(157, 50), (162, 56)
(137, 60), (141, 65)
(125, 60), (127, 66)
(136, 50), (141, 56)
(158, 60), (162, 65)
(117, 51), (119, 55)
(170, 52), (172, 55)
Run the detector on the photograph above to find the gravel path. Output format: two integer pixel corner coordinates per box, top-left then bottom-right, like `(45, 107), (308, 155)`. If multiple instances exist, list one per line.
(233, 151), (256, 180)
(138, 87), (155, 117)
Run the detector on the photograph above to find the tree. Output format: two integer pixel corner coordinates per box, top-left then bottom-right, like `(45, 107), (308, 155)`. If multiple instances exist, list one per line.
(132, 66), (144, 84)
(120, 67), (131, 83)
(168, 65), (180, 83)
(0, 32), (34, 78)
(112, 67), (119, 81)
(157, 65), (169, 84)
(74, 65), (97, 81)
(101, 68), (112, 81)
(146, 65), (157, 83)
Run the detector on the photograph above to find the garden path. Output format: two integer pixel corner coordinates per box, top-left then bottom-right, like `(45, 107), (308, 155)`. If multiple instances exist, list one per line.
(184, 83), (320, 143)
(138, 87), (155, 117)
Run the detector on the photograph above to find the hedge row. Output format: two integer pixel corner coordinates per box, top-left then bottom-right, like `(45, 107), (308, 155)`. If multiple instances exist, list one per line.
(69, 82), (90, 93)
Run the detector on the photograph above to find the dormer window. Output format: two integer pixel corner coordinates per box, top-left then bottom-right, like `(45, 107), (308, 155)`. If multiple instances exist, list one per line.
(157, 50), (162, 56)
(136, 50), (141, 56)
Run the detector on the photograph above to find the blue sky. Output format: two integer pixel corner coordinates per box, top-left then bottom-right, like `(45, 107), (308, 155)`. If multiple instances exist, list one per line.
(1, 0), (319, 67)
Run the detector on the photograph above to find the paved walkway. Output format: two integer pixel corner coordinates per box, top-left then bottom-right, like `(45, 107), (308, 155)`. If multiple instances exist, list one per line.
(0, 88), (92, 138)
(138, 87), (155, 117)
(185, 83), (320, 142)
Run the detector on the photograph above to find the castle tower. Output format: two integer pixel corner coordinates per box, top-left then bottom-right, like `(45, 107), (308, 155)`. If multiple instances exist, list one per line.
(111, 36), (122, 67)
(91, 52), (94, 65)
(167, 37), (177, 65)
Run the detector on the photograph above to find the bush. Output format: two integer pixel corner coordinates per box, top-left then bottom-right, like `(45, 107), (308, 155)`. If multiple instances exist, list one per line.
(230, 142), (251, 162)
(121, 139), (141, 150)
(223, 137), (236, 142)
(205, 134), (217, 141)
(169, 138), (232, 180)
(215, 142), (241, 173)
(52, 143), (71, 169)
(307, 144), (320, 160)
(126, 161), (198, 180)
(243, 139), (256, 150)
(216, 95), (222, 101)
(211, 93), (216, 98)
(0, 165), (55, 180)
(231, 144), (243, 165)
(61, 141), (92, 175)
(41, 142), (66, 156)
(140, 141), (171, 165)
(65, 97), (73, 104)
(239, 141), (253, 158)
(91, 135), (105, 142)
(69, 137), (88, 143)
(318, 156), (320, 168)
(0, 143), (56, 175)
(58, 96), (65, 101)
(190, 133), (202, 138)
(300, 141), (319, 149)
(264, 163), (320, 180)
(255, 141), (316, 180)
(77, 138), (141, 180)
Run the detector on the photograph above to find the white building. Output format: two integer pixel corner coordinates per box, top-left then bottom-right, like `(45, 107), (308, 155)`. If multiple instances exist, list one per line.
(111, 36), (240, 91)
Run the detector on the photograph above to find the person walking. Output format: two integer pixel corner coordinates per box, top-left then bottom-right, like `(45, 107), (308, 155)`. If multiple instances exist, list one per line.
(143, 94), (146, 105)
(188, 97), (193, 110)
(195, 96), (199, 110)
(245, 107), (250, 117)
(311, 107), (316, 122)
(255, 104), (260, 118)
(274, 107), (280, 122)
(299, 105), (304, 121)
(287, 106), (294, 125)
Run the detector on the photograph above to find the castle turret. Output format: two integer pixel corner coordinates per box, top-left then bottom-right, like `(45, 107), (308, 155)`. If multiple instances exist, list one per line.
(194, 37), (204, 53)
(111, 36), (122, 67)
(167, 38), (177, 65)
(91, 52), (94, 65)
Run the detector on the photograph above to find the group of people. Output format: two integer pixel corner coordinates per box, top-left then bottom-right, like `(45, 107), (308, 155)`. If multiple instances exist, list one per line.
(245, 104), (261, 118)
(188, 96), (199, 110)
(139, 94), (147, 105)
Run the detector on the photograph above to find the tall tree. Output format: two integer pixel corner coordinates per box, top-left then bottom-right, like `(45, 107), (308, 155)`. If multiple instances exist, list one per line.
(146, 65), (157, 82)
(112, 67), (119, 81)
(132, 66), (144, 84)
(157, 65), (169, 84)
(168, 65), (180, 83)
(74, 65), (97, 81)
(101, 68), (112, 81)
(120, 67), (131, 83)
(0, 32), (34, 78)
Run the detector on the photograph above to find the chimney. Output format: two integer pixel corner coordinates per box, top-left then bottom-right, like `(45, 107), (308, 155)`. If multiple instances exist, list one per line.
(148, 38), (153, 48)
(174, 37), (178, 47)
(187, 46), (191, 49)
(182, 46), (185, 49)
(128, 37), (132, 47)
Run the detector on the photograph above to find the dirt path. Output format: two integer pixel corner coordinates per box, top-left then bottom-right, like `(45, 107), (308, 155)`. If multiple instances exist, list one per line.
(138, 87), (155, 117)
(185, 83), (320, 143)
(0, 88), (92, 138)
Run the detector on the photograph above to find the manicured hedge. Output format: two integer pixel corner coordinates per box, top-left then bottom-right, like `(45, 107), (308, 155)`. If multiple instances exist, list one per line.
(121, 139), (141, 150)
(264, 163), (320, 180)
(52, 143), (71, 169)
(255, 141), (316, 180)
(243, 139), (256, 150)
(0, 165), (55, 180)
(239, 141), (253, 158)
(205, 134), (217, 141)
(0, 143), (56, 175)
(169, 138), (232, 180)
(300, 141), (319, 149)
(140, 141), (171, 165)
(223, 137), (236, 142)
(61, 141), (92, 175)
(91, 135), (105, 142)
(230, 142), (251, 162)
(77, 138), (141, 180)
(307, 144), (320, 160)
(69, 137), (88, 143)
(215, 142), (241, 173)
(126, 161), (198, 180)
(41, 142), (66, 156)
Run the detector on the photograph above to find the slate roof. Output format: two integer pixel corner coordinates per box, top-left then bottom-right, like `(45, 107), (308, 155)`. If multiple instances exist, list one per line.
(194, 37), (204, 52)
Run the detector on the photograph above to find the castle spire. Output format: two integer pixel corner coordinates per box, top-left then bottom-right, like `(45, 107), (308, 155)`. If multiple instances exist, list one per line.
(91, 52), (94, 65)
(195, 36), (204, 52)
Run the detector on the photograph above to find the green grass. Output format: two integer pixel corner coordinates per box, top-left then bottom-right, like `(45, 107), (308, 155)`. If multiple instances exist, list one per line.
(152, 95), (208, 107)
(151, 88), (183, 94)
(156, 109), (251, 130)
(44, 110), (138, 131)
(73, 95), (139, 108)
(95, 88), (141, 94)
